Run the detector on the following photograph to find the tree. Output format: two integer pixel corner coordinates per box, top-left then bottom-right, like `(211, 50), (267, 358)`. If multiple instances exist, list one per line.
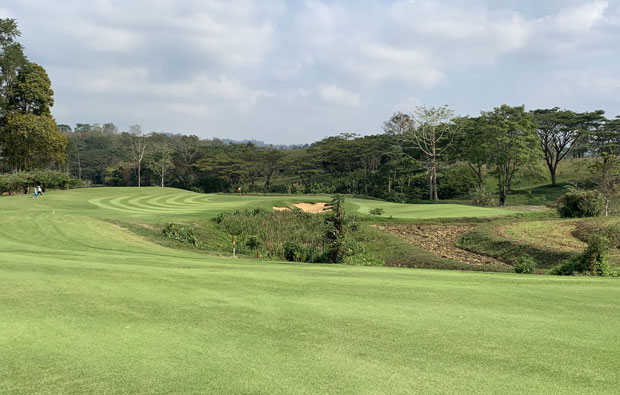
(531, 108), (605, 185)
(589, 116), (620, 216)
(483, 105), (540, 206)
(147, 133), (172, 187)
(452, 116), (492, 192)
(0, 18), (27, 116)
(258, 147), (283, 190)
(127, 124), (147, 187)
(1, 112), (66, 170)
(0, 59), (65, 171)
(399, 105), (459, 203)
(7, 62), (53, 115)
(383, 112), (413, 135)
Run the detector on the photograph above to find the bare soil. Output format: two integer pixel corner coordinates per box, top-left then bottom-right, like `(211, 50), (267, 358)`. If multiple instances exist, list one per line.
(272, 206), (290, 211)
(377, 224), (508, 266)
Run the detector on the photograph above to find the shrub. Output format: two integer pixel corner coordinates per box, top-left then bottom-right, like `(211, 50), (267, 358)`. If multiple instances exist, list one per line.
(551, 231), (616, 276)
(161, 223), (197, 246)
(471, 188), (494, 206)
(283, 241), (324, 263)
(0, 170), (82, 195)
(513, 255), (537, 274)
(369, 207), (385, 216)
(246, 235), (262, 250)
(557, 189), (604, 218)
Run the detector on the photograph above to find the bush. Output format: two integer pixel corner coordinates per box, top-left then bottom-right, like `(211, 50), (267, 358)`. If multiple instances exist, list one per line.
(246, 235), (262, 250)
(551, 231), (615, 276)
(0, 170), (82, 195)
(513, 255), (537, 274)
(161, 223), (197, 246)
(471, 188), (494, 207)
(369, 207), (385, 216)
(283, 241), (324, 263)
(557, 189), (604, 218)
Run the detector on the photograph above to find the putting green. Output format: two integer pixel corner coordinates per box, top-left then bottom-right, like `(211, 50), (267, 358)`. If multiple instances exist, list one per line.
(0, 187), (618, 394)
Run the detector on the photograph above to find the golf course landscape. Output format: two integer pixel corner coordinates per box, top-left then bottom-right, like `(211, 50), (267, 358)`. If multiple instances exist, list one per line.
(1, 187), (619, 394)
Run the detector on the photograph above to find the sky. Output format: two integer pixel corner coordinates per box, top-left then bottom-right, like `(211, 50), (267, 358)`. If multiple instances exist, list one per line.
(1, 0), (619, 144)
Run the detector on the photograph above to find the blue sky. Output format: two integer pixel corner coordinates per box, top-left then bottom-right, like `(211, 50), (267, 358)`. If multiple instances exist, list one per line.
(2, 0), (619, 143)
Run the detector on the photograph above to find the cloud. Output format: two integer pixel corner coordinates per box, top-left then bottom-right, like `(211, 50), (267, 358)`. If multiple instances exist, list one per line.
(318, 85), (360, 107)
(2, 0), (619, 142)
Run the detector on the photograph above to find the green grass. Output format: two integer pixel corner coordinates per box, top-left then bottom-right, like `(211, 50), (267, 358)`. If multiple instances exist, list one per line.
(348, 197), (518, 219)
(1, 187), (620, 394)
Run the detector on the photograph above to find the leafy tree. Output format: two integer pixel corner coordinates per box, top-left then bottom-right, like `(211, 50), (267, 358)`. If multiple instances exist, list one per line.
(589, 116), (620, 215)
(1, 112), (66, 170)
(531, 108), (605, 185)
(7, 62), (53, 115)
(0, 59), (65, 171)
(452, 116), (492, 191)
(483, 105), (540, 206)
(0, 18), (27, 116)
(258, 147), (283, 190)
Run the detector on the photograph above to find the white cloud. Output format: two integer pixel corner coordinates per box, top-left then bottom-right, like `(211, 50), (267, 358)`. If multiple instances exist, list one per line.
(396, 97), (422, 112)
(352, 43), (443, 88)
(318, 85), (360, 107)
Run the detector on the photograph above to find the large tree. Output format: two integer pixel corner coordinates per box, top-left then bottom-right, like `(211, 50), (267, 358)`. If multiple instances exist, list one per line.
(589, 116), (620, 215)
(0, 18), (27, 116)
(452, 116), (492, 192)
(531, 108), (605, 185)
(483, 105), (540, 206)
(399, 105), (459, 203)
(0, 60), (66, 171)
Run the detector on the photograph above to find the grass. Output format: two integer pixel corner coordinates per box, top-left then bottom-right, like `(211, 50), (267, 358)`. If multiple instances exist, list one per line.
(1, 187), (620, 394)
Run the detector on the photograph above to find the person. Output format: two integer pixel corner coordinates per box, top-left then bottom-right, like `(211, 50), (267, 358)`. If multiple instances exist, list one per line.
(32, 186), (38, 198)
(37, 185), (43, 197)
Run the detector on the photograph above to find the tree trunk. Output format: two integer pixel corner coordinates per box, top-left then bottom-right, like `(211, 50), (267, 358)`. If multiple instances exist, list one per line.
(137, 161), (141, 187)
(432, 164), (439, 203)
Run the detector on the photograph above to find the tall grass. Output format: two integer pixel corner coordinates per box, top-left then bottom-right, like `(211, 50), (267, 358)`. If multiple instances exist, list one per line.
(215, 208), (327, 259)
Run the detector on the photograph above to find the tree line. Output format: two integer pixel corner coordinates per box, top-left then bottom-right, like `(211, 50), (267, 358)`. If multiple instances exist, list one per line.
(1, 17), (619, 206)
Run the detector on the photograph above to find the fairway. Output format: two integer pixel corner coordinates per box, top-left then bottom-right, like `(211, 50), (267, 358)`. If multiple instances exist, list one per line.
(1, 188), (619, 394)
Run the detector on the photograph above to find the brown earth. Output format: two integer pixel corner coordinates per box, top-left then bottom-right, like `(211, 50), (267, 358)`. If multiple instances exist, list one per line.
(377, 224), (508, 266)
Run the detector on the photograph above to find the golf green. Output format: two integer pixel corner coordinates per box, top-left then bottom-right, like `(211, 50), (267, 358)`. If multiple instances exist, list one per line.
(0, 187), (618, 394)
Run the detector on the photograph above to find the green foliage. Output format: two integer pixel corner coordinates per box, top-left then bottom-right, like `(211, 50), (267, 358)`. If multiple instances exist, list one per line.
(369, 207), (385, 216)
(557, 188), (604, 218)
(471, 188), (494, 206)
(551, 230), (618, 276)
(513, 255), (537, 274)
(161, 223), (197, 246)
(324, 194), (347, 263)
(246, 235), (262, 251)
(283, 241), (324, 263)
(0, 170), (81, 194)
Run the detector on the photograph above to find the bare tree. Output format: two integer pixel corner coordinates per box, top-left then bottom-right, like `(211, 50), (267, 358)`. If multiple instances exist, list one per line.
(147, 133), (172, 187)
(129, 124), (147, 187)
(383, 112), (414, 135)
(400, 105), (459, 203)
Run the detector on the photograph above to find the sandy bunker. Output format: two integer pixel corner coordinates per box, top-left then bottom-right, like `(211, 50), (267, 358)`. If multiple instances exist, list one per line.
(272, 202), (329, 213)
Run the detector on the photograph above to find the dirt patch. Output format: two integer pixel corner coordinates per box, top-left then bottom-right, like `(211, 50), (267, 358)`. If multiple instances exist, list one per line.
(377, 224), (507, 266)
(272, 206), (290, 211)
(293, 202), (329, 213)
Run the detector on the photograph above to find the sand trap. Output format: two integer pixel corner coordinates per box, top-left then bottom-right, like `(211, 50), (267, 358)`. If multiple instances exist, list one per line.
(293, 202), (329, 213)
(272, 206), (290, 211)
